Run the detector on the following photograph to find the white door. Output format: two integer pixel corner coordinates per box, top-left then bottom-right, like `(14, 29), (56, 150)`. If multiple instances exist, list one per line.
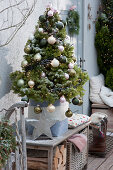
(57, 0), (85, 114)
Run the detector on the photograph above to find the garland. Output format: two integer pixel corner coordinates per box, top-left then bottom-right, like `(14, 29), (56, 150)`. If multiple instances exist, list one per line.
(66, 6), (80, 35)
(0, 119), (16, 168)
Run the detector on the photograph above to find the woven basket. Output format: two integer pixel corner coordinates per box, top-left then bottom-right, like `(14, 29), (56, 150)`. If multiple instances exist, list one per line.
(66, 127), (88, 170)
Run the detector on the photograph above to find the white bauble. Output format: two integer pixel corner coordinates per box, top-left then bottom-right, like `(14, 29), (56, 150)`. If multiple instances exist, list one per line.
(28, 80), (35, 88)
(48, 35), (56, 45)
(38, 28), (44, 33)
(34, 53), (42, 61)
(29, 34), (34, 40)
(68, 63), (74, 69)
(51, 58), (59, 67)
(41, 72), (46, 77)
(60, 96), (66, 103)
(21, 60), (28, 67)
(64, 73), (69, 79)
(48, 10), (54, 17)
(58, 45), (64, 52)
(47, 104), (55, 112)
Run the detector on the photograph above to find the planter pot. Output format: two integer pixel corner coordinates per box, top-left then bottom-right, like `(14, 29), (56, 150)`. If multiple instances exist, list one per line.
(28, 100), (69, 121)
(28, 100), (69, 137)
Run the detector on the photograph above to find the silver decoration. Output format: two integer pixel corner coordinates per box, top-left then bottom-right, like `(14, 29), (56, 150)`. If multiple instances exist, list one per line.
(30, 114), (57, 140)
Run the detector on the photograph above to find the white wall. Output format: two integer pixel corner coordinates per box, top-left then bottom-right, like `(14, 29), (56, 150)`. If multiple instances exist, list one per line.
(0, 0), (100, 118)
(0, 0), (58, 119)
(82, 0), (100, 115)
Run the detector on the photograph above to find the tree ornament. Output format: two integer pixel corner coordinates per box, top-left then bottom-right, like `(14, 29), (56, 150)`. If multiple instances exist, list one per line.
(78, 99), (83, 106)
(59, 55), (67, 63)
(65, 108), (73, 117)
(56, 21), (64, 30)
(39, 15), (46, 22)
(34, 105), (42, 114)
(24, 45), (31, 54)
(72, 97), (79, 105)
(21, 95), (29, 102)
(38, 28), (44, 33)
(51, 58), (59, 67)
(21, 60), (28, 67)
(72, 56), (77, 62)
(29, 34), (34, 41)
(28, 80), (35, 88)
(34, 53), (42, 61)
(41, 72), (46, 77)
(64, 73), (69, 79)
(47, 104), (55, 112)
(17, 79), (24, 87)
(40, 38), (47, 47)
(60, 95), (66, 103)
(68, 69), (76, 76)
(47, 35), (56, 45)
(68, 63), (74, 69)
(58, 45), (64, 52)
(48, 10), (54, 17)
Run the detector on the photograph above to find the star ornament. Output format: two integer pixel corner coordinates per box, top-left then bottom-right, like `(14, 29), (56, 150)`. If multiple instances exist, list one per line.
(30, 115), (57, 140)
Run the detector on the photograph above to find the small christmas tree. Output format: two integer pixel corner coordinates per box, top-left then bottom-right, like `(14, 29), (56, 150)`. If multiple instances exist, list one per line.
(10, 6), (88, 114)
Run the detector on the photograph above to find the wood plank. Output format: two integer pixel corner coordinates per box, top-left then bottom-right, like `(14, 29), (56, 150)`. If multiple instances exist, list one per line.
(97, 152), (113, 170)
(87, 157), (105, 170)
(88, 156), (95, 164)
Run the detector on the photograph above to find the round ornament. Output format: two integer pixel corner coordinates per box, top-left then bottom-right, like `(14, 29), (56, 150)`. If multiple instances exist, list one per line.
(24, 45), (31, 54)
(34, 105), (42, 114)
(21, 60), (28, 67)
(72, 56), (77, 62)
(29, 34), (34, 41)
(47, 35), (56, 45)
(38, 28), (44, 33)
(40, 38), (47, 47)
(68, 63), (74, 69)
(58, 45), (64, 52)
(17, 79), (24, 87)
(64, 73), (69, 79)
(34, 53), (42, 61)
(21, 96), (29, 102)
(59, 55), (67, 63)
(47, 104), (55, 112)
(41, 72), (46, 77)
(51, 58), (59, 67)
(68, 69), (76, 76)
(65, 108), (73, 117)
(48, 10), (54, 17)
(78, 99), (83, 106)
(60, 95), (66, 103)
(72, 97), (79, 105)
(28, 80), (35, 88)
(56, 21), (64, 30)
(39, 15), (46, 22)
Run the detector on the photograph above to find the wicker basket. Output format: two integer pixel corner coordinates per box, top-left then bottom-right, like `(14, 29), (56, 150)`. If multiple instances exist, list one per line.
(66, 127), (88, 170)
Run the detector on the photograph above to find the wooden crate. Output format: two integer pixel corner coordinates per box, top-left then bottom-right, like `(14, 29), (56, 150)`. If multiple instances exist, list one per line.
(92, 104), (113, 132)
(27, 141), (66, 170)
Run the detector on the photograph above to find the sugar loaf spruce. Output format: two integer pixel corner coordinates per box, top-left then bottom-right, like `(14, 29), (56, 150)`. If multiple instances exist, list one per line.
(10, 6), (88, 117)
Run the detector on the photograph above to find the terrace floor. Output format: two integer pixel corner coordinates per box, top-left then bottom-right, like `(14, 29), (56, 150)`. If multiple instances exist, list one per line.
(87, 132), (113, 170)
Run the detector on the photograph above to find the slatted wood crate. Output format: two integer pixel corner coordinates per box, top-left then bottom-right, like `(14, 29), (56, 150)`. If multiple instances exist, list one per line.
(27, 141), (66, 170)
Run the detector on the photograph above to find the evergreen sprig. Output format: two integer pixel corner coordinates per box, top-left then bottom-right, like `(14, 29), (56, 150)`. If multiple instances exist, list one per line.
(0, 119), (16, 168)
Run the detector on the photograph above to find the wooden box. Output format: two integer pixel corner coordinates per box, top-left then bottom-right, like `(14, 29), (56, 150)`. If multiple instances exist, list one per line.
(92, 104), (113, 132)
(27, 141), (66, 170)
